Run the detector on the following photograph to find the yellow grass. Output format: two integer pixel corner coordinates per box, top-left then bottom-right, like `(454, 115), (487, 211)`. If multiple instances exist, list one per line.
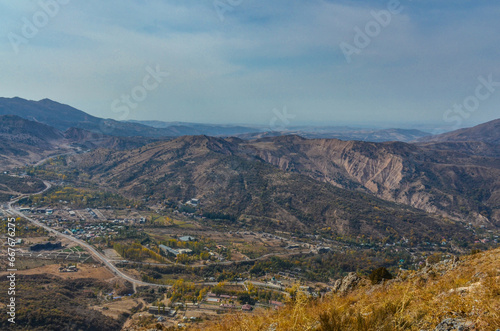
(193, 248), (500, 331)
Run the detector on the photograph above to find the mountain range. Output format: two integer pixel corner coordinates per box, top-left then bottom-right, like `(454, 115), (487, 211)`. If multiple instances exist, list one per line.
(0, 114), (157, 169)
(54, 131), (498, 230)
(0, 97), (430, 142)
(418, 118), (500, 145)
(0, 97), (498, 243)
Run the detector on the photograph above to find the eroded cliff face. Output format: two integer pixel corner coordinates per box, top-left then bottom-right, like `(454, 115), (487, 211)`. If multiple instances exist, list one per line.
(244, 138), (408, 196)
(242, 138), (500, 225)
(64, 134), (498, 226)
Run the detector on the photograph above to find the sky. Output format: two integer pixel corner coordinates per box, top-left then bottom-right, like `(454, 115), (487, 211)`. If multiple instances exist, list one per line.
(0, 0), (499, 131)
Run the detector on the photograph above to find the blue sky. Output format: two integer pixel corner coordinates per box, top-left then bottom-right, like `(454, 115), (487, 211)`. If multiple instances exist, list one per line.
(0, 0), (499, 130)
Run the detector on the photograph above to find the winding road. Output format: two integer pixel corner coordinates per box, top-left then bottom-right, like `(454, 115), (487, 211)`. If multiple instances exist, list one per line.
(5, 180), (163, 288)
(3, 167), (306, 292)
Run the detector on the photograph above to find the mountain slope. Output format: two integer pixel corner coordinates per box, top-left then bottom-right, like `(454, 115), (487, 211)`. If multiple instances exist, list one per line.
(0, 97), (172, 137)
(0, 115), (68, 169)
(42, 135), (473, 242)
(240, 136), (500, 226)
(0, 97), (100, 131)
(0, 115), (160, 170)
(418, 118), (500, 144)
(1, 97), (430, 142)
(237, 128), (430, 142)
(195, 248), (500, 331)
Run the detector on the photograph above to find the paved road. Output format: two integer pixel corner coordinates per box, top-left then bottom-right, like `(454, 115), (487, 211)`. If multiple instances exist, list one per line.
(3, 170), (308, 291)
(6, 201), (296, 292)
(5, 184), (165, 288)
(197, 281), (284, 291)
(118, 249), (312, 269)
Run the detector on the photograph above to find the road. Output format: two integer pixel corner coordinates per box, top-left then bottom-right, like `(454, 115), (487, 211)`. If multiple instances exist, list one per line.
(5, 182), (164, 288)
(118, 248), (312, 269)
(6, 200), (297, 292)
(5, 182), (294, 290)
(196, 280), (285, 291)
(3, 165), (309, 291)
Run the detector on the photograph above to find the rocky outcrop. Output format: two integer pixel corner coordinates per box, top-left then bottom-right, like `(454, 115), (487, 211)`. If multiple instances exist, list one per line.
(433, 318), (475, 331)
(243, 137), (500, 226)
(332, 272), (361, 294)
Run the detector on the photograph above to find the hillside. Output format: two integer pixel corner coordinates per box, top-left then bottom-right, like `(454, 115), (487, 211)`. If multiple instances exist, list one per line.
(0, 115), (69, 169)
(0, 97), (100, 132)
(193, 248), (500, 331)
(418, 118), (500, 145)
(237, 128), (430, 142)
(0, 97), (170, 137)
(239, 136), (500, 226)
(0, 115), (160, 170)
(0, 97), (261, 138)
(0, 275), (123, 331)
(37, 135), (473, 243)
(14, 123), (499, 233)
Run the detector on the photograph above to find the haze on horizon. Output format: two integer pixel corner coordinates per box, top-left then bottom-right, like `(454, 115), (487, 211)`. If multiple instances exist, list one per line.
(0, 0), (499, 131)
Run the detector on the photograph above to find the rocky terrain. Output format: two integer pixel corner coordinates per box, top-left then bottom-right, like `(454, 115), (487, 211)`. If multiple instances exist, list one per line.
(0, 115), (160, 170)
(240, 135), (500, 226)
(27, 134), (471, 243)
(194, 248), (500, 330)
(54, 122), (500, 230)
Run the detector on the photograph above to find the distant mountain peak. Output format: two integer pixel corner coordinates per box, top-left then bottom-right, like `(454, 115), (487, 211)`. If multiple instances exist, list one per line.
(418, 118), (500, 145)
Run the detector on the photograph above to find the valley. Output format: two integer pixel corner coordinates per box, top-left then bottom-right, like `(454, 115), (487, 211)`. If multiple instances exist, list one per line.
(0, 99), (498, 330)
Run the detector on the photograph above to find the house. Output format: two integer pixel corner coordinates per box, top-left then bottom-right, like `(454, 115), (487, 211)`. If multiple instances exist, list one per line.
(186, 199), (200, 206)
(59, 265), (78, 273)
(159, 244), (179, 256)
(149, 306), (176, 317)
(179, 236), (196, 242)
(206, 297), (220, 303)
(220, 304), (236, 309)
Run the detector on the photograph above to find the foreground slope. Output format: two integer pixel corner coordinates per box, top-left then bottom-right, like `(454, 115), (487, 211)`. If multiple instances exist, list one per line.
(0, 275), (123, 331)
(196, 248), (500, 331)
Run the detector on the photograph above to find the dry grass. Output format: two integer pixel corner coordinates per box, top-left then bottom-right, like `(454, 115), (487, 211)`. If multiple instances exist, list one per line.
(193, 248), (500, 331)
(0, 263), (114, 280)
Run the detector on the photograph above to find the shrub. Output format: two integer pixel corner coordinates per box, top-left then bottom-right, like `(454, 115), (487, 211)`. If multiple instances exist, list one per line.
(369, 267), (393, 285)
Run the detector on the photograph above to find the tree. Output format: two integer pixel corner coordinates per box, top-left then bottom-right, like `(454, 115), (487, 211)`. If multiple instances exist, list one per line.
(238, 292), (255, 305)
(369, 267), (393, 284)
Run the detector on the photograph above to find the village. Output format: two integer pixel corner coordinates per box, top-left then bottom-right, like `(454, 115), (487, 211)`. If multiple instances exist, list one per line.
(3, 199), (499, 329)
